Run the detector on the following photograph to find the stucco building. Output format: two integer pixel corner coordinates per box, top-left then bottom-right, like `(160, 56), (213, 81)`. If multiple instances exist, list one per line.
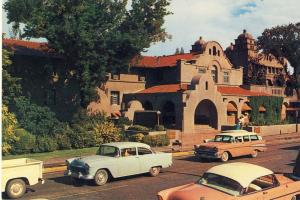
(3, 30), (298, 134)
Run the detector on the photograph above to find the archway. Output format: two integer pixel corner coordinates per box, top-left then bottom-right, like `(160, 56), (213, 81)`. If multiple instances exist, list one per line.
(161, 101), (176, 128)
(194, 99), (218, 129)
(227, 101), (238, 125)
(143, 101), (153, 110)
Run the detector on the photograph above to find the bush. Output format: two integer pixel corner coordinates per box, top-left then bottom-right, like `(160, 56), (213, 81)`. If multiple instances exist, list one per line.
(2, 105), (19, 155)
(115, 117), (132, 129)
(14, 97), (59, 135)
(129, 133), (144, 142)
(11, 129), (36, 154)
(93, 121), (121, 144)
(34, 135), (58, 153)
(53, 123), (72, 150)
(154, 125), (165, 131)
(142, 134), (170, 147)
(127, 125), (149, 132)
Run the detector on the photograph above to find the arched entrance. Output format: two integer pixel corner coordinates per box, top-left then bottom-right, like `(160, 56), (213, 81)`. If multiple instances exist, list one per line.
(194, 99), (218, 129)
(227, 101), (238, 125)
(161, 101), (176, 128)
(143, 101), (153, 110)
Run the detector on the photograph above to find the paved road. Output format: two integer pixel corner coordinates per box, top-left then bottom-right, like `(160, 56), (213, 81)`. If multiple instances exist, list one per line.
(3, 141), (299, 200)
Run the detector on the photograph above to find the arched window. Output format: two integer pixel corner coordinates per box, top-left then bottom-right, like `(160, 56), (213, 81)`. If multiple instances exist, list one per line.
(211, 65), (218, 83)
(213, 46), (217, 56)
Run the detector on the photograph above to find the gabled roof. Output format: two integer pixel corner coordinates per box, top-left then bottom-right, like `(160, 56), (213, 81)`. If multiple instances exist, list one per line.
(131, 53), (194, 68)
(207, 162), (273, 188)
(217, 86), (270, 97)
(137, 84), (188, 94)
(2, 38), (58, 57)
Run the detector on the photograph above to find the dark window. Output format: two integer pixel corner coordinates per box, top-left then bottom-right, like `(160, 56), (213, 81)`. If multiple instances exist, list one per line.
(268, 67), (271, 73)
(217, 50), (220, 56)
(211, 66), (218, 83)
(213, 46), (217, 56)
(198, 68), (206, 73)
(272, 68), (275, 74)
(243, 135), (250, 142)
(44, 88), (56, 105)
(209, 49), (212, 55)
(110, 91), (120, 105)
(250, 135), (259, 141)
(138, 147), (152, 155)
(205, 81), (208, 90)
(224, 72), (229, 83)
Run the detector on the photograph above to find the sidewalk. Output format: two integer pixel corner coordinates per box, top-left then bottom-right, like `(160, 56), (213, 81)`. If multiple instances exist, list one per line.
(43, 132), (300, 173)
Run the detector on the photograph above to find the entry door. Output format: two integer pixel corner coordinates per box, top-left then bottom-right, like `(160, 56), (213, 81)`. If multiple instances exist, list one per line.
(117, 147), (139, 177)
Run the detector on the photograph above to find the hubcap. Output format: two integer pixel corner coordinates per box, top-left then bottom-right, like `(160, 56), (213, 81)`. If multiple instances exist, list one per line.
(222, 153), (228, 161)
(97, 173), (106, 184)
(11, 183), (23, 195)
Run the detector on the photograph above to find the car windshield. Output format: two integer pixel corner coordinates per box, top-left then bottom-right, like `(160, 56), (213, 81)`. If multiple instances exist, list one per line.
(214, 135), (233, 143)
(197, 173), (243, 196)
(97, 145), (119, 157)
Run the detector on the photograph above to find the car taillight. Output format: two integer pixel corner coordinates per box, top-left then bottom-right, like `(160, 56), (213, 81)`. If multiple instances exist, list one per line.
(157, 195), (163, 200)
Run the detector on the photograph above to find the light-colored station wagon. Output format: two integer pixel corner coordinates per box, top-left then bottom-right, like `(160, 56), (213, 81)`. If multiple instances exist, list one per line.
(157, 162), (300, 200)
(64, 142), (172, 185)
(194, 130), (266, 162)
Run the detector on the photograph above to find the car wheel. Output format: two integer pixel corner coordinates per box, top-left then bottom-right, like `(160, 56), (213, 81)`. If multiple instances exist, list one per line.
(94, 169), (109, 186)
(6, 179), (26, 199)
(220, 152), (229, 162)
(251, 150), (258, 158)
(149, 166), (161, 177)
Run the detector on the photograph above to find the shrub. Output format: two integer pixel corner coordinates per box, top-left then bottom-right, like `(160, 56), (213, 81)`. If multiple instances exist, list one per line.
(127, 125), (149, 132)
(154, 125), (165, 131)
(34, 135), (58, 153)
(142, 134), (170, 147)
(53, 122), (72, 150)
(14, 97), (59, 135)
(2, 105), (19, 155)
(115, 117), (132, 129)
(12, 129), (36, 154)
(93, 122), (121, 144)
(129, 133), (144, 142)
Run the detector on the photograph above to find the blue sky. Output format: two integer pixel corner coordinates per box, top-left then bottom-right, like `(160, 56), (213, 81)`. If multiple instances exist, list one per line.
(2, 0), (300, 56)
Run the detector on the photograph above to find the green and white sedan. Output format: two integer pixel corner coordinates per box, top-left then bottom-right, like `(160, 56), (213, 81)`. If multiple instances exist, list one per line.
(64, 142), (172, 185)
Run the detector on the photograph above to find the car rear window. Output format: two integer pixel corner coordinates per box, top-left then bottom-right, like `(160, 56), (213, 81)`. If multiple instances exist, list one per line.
(243, 135), (250, 142)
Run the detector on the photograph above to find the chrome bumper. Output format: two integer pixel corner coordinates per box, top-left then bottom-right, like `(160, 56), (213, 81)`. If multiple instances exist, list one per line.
(194, 151), (220, 159)
(64, 170), (94, 180)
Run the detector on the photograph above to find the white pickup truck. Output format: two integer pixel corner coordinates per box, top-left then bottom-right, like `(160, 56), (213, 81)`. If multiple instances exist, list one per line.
(2, 158), (44, 199)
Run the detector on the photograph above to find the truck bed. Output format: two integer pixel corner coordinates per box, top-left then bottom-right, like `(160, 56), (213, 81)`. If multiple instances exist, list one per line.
(2, 158), (42, 168)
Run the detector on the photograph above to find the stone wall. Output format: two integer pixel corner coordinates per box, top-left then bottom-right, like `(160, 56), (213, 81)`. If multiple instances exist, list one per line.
(248, 124), (297, 136)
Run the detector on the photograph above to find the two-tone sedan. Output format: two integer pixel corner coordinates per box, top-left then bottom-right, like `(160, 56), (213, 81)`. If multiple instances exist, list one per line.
(65, 142), (172, 185)
(158, 162), (300, 200)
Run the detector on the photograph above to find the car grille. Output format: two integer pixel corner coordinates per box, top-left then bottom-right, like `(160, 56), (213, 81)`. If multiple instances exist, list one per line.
(70, 165), (88, 175)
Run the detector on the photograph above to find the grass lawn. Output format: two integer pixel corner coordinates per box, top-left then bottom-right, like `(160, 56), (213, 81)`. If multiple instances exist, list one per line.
(2, 147), (98, 161)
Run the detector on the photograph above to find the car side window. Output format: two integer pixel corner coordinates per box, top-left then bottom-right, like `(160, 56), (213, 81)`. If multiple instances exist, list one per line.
(250, 135), (259, 141)
(235, 136), (243, 143)
(138, 147), (152, 155)
(121, 147), (137, 157)
(243, 135), (250, 142)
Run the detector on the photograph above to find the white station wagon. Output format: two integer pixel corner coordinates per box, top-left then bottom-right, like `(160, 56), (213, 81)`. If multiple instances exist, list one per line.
(64, 142), (172, 185)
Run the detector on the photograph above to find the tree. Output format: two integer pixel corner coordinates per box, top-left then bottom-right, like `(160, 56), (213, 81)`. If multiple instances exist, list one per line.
(2, 105), (19, 154)
(257, 23), (300, 88)
(180, 47), (184, 54)
(175, 48), (180, 54)
(4, 0), (171, 107)
(2, 49), (22, 106)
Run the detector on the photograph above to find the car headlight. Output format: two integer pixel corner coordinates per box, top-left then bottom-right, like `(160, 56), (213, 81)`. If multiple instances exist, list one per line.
(84, 163), (90, 169)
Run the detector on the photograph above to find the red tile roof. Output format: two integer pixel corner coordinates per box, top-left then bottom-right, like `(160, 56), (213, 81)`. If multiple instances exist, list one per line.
(131, 53), (194, 68)
(138, 84), (188, 94)
(3, 38), (49, 51)
(217, 86), (271, 96)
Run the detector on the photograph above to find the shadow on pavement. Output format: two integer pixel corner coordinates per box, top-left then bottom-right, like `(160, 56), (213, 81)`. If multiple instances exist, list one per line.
(281, 145), (300, 151)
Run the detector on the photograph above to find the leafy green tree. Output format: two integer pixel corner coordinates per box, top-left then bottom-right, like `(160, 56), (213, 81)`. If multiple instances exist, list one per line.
(2, 105), (19, 154)
(14, 97), (59, 135)
(2, 49), (22, 106)
(257, 23), (300, 89)
(4, 0), (171, 107)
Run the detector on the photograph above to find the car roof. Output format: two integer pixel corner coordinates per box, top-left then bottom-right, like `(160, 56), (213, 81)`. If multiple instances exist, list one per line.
(217, 130), (258, 137)
(101, 142), (151, 149)
(206, 162), (273, 188)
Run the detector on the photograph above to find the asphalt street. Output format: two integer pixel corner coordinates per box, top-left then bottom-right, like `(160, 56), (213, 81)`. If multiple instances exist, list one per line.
(3, 141), (299, 200)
